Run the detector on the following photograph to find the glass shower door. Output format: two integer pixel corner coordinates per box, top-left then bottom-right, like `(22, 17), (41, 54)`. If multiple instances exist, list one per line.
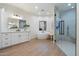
(54, 3), (76, 56)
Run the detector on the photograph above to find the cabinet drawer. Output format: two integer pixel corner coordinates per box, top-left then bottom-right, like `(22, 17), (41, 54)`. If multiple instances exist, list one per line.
(2, 41), (11, 48)
(1, 36), (11, 39)
(0, 35), (2, 38)
(1, 33), (9, 36)
(0, 42), (2, 49)
(2, 38), (11, 42)
(1, 34), (11, 38)
(0, 39), (2, 42)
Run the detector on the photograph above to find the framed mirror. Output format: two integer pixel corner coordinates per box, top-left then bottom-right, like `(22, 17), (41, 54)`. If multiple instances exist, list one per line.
(19, 20), (26, 29)
(39, 21), (46, 31)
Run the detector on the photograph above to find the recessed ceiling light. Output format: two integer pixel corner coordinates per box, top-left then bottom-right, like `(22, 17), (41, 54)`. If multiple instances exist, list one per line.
(35, 6), (38, 9)
(72, 6), (74, 8)
(68, 3), (71, 6)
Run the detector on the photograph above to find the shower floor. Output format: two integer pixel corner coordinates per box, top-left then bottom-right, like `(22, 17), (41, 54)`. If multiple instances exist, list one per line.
(56, 40), (75, 56)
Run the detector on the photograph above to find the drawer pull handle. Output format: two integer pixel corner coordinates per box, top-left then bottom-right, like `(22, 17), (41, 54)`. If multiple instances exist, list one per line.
(5, 34), (8, 35)
(5, 43), (8, 45)
(5, 38), (8, 40)
(18, 35), (21, 37)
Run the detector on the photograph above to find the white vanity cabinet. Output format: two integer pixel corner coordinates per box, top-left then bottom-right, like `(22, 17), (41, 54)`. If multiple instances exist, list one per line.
(11, 33), (19, 45)
(21, 33), (29, 42)
(0, 34), (2, 48)
(0, 32), (30, 49)
(11, 32), (29, 45)
(0, 40), (1, 48)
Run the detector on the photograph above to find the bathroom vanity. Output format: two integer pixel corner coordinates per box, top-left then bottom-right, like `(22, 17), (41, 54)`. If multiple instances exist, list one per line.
(0, 8), (30, 49)
(0, 32), (30, 49)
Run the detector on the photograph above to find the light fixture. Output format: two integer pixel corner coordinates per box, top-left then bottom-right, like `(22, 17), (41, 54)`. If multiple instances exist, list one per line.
(72, 6), (74, 8)
(35, 6), (38, 9)
(8, 22), (15, 25)
(11, 15), (22, 19)
(68, 3), (71, 6)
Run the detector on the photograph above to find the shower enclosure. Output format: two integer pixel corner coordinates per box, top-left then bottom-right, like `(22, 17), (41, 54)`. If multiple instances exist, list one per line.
(54, 3), (76, 56)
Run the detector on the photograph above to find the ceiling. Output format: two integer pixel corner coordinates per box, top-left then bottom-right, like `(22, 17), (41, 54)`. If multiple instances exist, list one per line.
(7, 3), (54, 16)
(0, 3), (76, 16)
(55, 3), (76, 12)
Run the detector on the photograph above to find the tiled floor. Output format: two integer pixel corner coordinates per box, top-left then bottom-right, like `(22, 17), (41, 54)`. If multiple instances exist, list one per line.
(0, 39), (65, 56)
(57, 40), (75, 56)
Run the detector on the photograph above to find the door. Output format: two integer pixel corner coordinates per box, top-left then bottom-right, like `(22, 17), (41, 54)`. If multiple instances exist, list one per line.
(54, 3), (76, 56)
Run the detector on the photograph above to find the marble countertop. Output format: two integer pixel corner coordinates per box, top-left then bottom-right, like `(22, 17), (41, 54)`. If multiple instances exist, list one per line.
(0, 31), (30, 34)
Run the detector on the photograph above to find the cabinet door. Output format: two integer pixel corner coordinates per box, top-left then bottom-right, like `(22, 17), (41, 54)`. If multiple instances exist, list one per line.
(0, 35), (2, 43)
(21, 34), (25, 43)
(2, 41), (11, 48)
(25, 33), (29, 41)
(0, 36), (2, 49)
(0, 42), (2, 49)
(22, 33), (29, 42)
(12, 33), (24, 45)
(11, 33), (29, 45)
(17, 33), (22, 43)
(11, 33), (19, 45)
(18, 33), (24, 43)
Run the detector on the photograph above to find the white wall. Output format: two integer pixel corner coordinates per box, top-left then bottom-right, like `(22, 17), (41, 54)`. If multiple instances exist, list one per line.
(28, 15), (54, 39)
(27, 7), (54, 39)
(0, 8), (8, 32)
(77, 3), (79, 56)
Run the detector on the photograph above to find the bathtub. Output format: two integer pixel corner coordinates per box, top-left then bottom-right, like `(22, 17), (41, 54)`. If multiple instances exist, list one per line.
(37, 31), (49, 39)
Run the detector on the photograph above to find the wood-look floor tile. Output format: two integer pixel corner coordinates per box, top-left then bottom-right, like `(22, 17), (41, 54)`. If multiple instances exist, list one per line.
(0, 39), (66, 56)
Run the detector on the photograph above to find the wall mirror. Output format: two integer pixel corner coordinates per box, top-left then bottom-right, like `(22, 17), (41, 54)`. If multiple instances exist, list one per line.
(39, 21), (46, 31)
(19, 20), (29, 31)
(8, 18), (19, 32)
(8, 18), (30, 32)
